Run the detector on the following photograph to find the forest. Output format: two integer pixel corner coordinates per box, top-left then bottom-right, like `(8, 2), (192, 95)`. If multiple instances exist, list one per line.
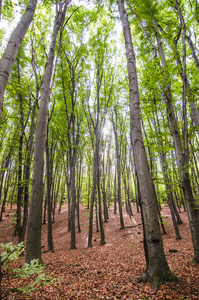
(0, 0), (199, 298)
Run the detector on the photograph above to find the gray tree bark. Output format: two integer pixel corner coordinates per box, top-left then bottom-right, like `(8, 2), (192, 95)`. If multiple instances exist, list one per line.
(0, 0), (38, 122)
(19, 95), (38, 243)
(111, 117), (125, 229)
(186, 34), (199, 72)
(88, 147), (97, 247)
(153, 110), (182, 240)
(46, 130), (54, 252)
(25, 1), (68, 263)
(152, 4), (199, 263)
(117, 0), (177, 290)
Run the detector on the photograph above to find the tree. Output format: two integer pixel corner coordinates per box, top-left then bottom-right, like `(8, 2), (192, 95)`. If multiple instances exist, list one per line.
(0, 0), (38, 122)
(111, 105), (125, 230)
(117, 0), (177, 290)
(126, 0), (199, 262)
(150, 2), (199, 263)
(25, 0), (69, 263)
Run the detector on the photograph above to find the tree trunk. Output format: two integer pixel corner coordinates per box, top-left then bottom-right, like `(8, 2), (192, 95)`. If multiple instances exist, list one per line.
(96, 131), (105, 245)
(19, 92), (38, 243)
(76, 156), (82, 233)
(117, 0), (177, 290)
(0, 0), (38, 121)
(70, 152), (76, 249)
(0, 170), (11, 222)
(114, 170), (117, 214)
(112, 118), (125, 229)
(46, 132), (54, 252)
(25, 2), (68, 263)
(152, 110), (181, 239)
(152, 6), (199, 263)
(88, 148), (97, 247)
(16, 77), (24, 241)
(52, 167), (62, 223)
(0, 150), (12, 221)
(186, 34), (199, 72)
(101, 154), (108, 222)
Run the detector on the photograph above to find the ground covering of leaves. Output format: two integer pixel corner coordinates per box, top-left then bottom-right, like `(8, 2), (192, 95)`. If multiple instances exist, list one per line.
(1, 203), (199, 299)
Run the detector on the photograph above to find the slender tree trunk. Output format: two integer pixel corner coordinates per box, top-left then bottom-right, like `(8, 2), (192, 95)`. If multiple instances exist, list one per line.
(168, 190), (182, 240)
(126, 163), (133, 216)
(133, 167), (139, 213)
(70, 152), (76, 249)
(102, 176), (108, 222)
(0, 170), (11, 221)
(186, 34), (199, 72)
(87, 164), (91, 209)
(59, 182), (65, 213)
(172, 197), (183, 225)
(152, 111), (181, 239)
(16, 79), (24, 240)
(96, 131), (105, 245)
(46, 132), (54, 252)
(137, 172), (149, 271)
(76, 156), (82, 233)
(117, 0), (177, 290)
(43, 195), (47, 225)
(112, 119), (125, 229)
(95, 198), (99, 233)
(88, 148), (97, 247)
(114, 170), (117, 214)
(52, 167), (62, 223)
(0, 150), (12, 221)
(66, 174), (71, 232)
(130, 148), (139, 213)
(19, 94), (38, 243)
(25, 2), (68, 263)
(152, 8), (199, 263)
(102, 154), (108, 222)
(15, 132), (23, 239)
(0, 0), (38, 121)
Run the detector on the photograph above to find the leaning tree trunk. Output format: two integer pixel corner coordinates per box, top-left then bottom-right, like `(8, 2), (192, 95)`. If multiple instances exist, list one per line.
(0, 0), (38, 122)
(25, 2), (68, 264)
(186, 34), (199, 72)
(152, 3), (199, 263)
(117, 0), (177, 290)
(177, 1), (199, 259)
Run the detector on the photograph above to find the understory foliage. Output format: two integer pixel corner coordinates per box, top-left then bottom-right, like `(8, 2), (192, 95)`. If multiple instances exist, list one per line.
(0, 242), (58, 295)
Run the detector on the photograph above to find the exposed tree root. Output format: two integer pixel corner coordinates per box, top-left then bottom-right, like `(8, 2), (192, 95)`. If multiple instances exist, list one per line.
(138, 270), (178, 292)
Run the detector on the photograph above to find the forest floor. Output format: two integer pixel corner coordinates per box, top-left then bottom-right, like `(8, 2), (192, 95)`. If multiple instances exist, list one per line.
(0, 203), (199, 299)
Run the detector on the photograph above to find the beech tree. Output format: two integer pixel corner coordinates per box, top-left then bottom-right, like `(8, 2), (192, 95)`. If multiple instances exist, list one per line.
(117, 0), (177, 290)
(110, 104), (125, 230)
(26, 0), (69, 263)
(125, 0), (199, 262)
(0, 0), (38, 122)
